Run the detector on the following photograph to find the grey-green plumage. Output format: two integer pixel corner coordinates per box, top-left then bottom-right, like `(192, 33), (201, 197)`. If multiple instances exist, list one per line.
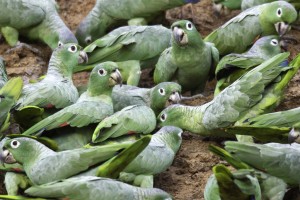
(157, 53), (290, 136)
(92, 105), (156, 143)
(205, 1), (298, 55)
(4, 172), (31, 195)
(74, 25), (172, 72)
(1, 137), (134, 185)
(25, 176), (172, 200)
(112, 82), (181, 115)
(120, 126), (182, 188)
(16, 43), (87, 109)
(75, 0), (199, 45)
(154, 20), (219, 93)
(22, 62), (122, 136)
(0, 57), (7, 88)
(214, 35), (282, 95)
(242, 0), (274, 10)
(0, 0), (77, 49)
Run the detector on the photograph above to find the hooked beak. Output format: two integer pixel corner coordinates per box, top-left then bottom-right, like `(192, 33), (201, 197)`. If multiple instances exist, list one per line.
(168, 92), (181, 104)
(173, 27), (188, 45)
(275, 22), (290, 37)
(109, 69), (123, 87)
(0, 149), (16, 164)
(78, 51), (88, 64)
(288, 128), (300, 144)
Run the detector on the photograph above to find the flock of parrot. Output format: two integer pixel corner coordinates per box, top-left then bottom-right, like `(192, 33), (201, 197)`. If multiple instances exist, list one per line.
(0, 0), (299, 199)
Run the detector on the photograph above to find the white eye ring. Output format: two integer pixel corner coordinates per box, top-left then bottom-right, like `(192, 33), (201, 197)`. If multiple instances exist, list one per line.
(68, 45), (77, 53)
(98, 68), (107, 76)
(186, 22), (193, 31)
(276, 8), (282, 17)
(159, 88), (165, 96)
(10, 140), (20, 149)
(270, 39), (279, 46)
(160, 113), (167, 122)
(58, 41), (63, 47)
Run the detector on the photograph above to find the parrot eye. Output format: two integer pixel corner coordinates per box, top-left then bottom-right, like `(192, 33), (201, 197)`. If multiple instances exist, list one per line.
(159, 88), (165, 95)
(276, 8), (282, 17)
(68, 45), (77, 53)
(160, 113), (167, 122)
(58, 41), (63, 47)
(10, 140), (20, 149)
(270, 39), (278, 46)
(85, 36), (92, 44)
(98, 68), (107, 76)
(186, 22), (193, 31)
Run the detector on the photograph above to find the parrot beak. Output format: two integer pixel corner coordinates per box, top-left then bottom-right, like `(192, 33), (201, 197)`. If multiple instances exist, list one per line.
(0, 149), (16, 164)
(173, 27), (188, 45)
(167, 92), (181, 106)
(279, 40), (288, 51)
(288, 128), (300, 144)
(78, 51), (88, 64)
(275, 22), (290, 37)
(109, 69), (123, 87)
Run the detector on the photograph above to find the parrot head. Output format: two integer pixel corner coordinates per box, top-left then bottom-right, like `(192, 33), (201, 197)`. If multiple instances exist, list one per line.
(156, 126), (183, 153)
(171, 20), (203, 46)
(248, 35), (282, 58)
(260, 1), (297, 36)
(150, 82), (182, 114)
(87, 62), (122, 96)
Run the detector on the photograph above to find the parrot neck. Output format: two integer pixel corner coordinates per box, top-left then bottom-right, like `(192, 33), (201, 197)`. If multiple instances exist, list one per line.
(87, 82), (112, 97)
(23, 145), (56, 168)
(47, 54), (73, 79)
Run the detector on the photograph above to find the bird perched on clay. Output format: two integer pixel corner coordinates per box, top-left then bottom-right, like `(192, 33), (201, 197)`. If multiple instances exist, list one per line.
(205, 1), (298, 55)
(21, 62), (122, 136)
(214, 35), (282, 95)
(73, 25), (172, 72)
(16, 43), (87, 110)
(0, 0), (78, 49)
(75, 0), (200, 46)
(112, 82), (181, 115)
(154, 20), (219, 93)
(157, 53), (290, 136)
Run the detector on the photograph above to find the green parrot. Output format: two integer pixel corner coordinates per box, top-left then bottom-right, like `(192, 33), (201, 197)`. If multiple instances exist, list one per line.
(112, 82), (182, 115)
(204, 1), (298, 55)
(0, 195), (47, 200)
(0, 57), (8, 89)
(0, 77), (23, 133)
(75, 0), (199, 46)
(0, 137), (137, 185)
(16, 43), (88, 110)
(73, 25), (172, 72)
(154, 20), (219, 93)
(25, 176), (172, 200)
(213, 0), (242, 10)
(225, 141), (300, 187)
(214, 35), (282, 95)
(21, 62), (122, 136)
(92, 105), (156, 143)
(119, 126), (182, 188)
(0, 0), (77, 49)
(242, 0), (274, 10)
(4, 172), (32, 195)
(157, 53), (290, 136)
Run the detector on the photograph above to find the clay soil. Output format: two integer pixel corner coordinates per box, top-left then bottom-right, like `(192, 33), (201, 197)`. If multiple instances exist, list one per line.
(0, 0), (300, 199)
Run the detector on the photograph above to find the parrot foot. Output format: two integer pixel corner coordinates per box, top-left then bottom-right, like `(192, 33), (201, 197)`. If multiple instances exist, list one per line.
(5, 42), (42, 57)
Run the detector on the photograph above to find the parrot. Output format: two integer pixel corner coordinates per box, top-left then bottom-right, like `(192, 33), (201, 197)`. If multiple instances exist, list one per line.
(213, 0), (242, 10)
(75, 0), (200, 46)
(225, 141), (300, 187)
(92, 105), (156, 143)
(119, 126), (182, 188)
(112, 82), (182, 115)
(0, 137), (138, 185)
(25, 176), (172, 200)
(242, 0), (275, 10)
(157, 53), (290, 136)
(0, 0), (78, 49)
(4, 172), (32, 195)
(21, 62), (122, 136)
(214, 35), (282, 95)
(16, 43), (88, 110)
(0, 195), (47, 200)
(73, 25), (172, 72)
(204, 1), (298, 55)
(0, 77), (23, 133)
(154, 20), (219, 93)
(0, 57), (8, 89)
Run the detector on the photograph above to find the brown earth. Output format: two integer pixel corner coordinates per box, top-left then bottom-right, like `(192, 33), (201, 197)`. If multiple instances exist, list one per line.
(0, 0), (300, 199)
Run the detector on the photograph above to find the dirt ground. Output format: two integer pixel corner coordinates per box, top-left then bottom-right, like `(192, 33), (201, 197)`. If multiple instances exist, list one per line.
(0, 0), (300, 199)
